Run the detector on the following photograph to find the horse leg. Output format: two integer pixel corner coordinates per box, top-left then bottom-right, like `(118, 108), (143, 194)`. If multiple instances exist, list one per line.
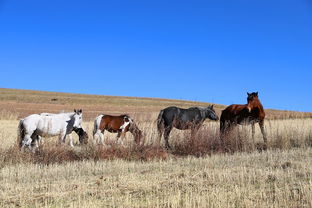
(93, 129), (101, 145)
(164, 126), (172, 150)
(157, 124), (164, 147)
(251, 123), (255, 148)
(35, 135), (43, 146)
(157, 110), (165, 147)
(221, 121), (234, 152)
(31, 134), (41, 149)
(98, 131), (106, 145)
(259, 120), (268, 147)
(38, 135), (44, 146)
(220, 120), (228, 147)
(68, 134), (74, 147)
(220, 120), (227, 145)
(220, 120), (225, 134)
(94, 130), (106, 146)
(116, 131), (125, 146)
(59, 132), (67, 145)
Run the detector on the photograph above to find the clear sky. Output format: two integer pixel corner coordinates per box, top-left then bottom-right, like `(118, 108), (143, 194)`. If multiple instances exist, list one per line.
(0, 0), (311, 112)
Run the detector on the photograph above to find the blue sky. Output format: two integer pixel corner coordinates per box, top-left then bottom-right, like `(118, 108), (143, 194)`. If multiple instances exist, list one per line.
(0, 0), (311, 112)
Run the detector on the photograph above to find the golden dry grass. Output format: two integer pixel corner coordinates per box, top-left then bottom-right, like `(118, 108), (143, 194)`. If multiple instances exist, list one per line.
(0, 147), (311, 207)
(0, 118), (312, 207)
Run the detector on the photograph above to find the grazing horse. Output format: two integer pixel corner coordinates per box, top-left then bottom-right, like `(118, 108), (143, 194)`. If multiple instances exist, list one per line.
(18, 109), (87, 150)
(220, 92), (267, 145)
(37, 112), (88, 145)
(93, 114), (142, 146)
(157, 105), (219, 149)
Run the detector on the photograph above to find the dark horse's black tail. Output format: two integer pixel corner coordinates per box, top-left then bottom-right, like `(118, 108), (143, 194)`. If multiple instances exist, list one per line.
(219, 110), (228, 146)
(17, 120), (25, 148)
(156, 110), (165, 145)
(220, 111), (225, 133)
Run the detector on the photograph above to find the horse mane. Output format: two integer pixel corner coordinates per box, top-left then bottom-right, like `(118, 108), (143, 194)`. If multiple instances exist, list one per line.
(120, 114), (130, 118)
(195, 106), (209, 110)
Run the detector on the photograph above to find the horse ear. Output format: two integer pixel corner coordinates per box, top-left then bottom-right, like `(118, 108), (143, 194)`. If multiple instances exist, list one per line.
(211, 105), (214, 109)
(74, 109), (77, 113)
(79, 109), (82, 113)
(247, 92), (250, 96)
(256, 92), (259, 96)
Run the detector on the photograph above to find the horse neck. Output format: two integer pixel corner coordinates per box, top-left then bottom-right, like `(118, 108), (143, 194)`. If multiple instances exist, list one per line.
(67, 112), (76, 116)
(203, 108), (213, 119)
(196, 107), (208, 118)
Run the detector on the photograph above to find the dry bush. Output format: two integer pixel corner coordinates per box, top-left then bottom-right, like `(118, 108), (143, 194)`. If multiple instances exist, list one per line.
(0, 144), (169, 167)
(172, 127), (220, 157)
(0, 146), (34, 168)
(172, 126), (262, 157)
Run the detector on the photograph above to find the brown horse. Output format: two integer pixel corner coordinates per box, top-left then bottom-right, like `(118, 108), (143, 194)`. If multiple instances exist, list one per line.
(93, 114), (142, 146)
(220, 92), (267, 146)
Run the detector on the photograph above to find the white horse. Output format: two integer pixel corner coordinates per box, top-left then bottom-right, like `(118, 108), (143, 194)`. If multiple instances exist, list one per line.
(18, 109), (84, 150)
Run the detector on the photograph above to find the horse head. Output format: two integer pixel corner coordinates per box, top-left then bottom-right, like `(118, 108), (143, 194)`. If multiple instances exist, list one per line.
(72, 127), (88, 144)
(77, 128), (89, 144)
(247, 92), (259, 112)
(73, 109), (83, 129)
(206, 105), (219, 121)
(129, 122), (142, 145)
(247, 92), (259, 102)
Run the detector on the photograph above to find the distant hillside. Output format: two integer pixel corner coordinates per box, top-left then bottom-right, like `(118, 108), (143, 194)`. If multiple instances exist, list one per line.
(0, 88), (311, 121)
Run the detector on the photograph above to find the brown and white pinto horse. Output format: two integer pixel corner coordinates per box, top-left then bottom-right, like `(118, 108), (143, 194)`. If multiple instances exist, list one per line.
(93, 114), (142, 146)
(220, 92), (267, 146)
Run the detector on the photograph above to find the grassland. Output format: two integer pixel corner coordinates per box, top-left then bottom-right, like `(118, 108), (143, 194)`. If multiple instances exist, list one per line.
(0, 88), (312, 207)
(1, 148), (311, 208)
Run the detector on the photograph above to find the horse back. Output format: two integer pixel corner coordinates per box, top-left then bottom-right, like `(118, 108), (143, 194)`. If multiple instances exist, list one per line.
(221, 104), (247, 116)
(179, 108), (203, 122)
(221, 103), (265, 122)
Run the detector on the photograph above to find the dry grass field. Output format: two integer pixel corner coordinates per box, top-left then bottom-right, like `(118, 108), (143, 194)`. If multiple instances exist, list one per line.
(0, 88), (312, 207)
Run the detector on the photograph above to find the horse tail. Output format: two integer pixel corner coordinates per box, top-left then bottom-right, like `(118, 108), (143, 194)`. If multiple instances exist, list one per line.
(219, 110), (228, 146)
(156, 110), (165, 145)
(220, 110), (226, 133)
(17, 119), (25, 148)
(93, 114), (104, 136)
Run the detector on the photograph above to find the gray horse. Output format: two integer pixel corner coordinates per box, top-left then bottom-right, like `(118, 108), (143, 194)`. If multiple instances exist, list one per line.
(157, 105), (219, 149)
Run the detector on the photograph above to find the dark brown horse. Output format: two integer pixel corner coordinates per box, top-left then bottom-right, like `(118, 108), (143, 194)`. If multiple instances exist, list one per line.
(93, 114), (142, 146)
(220, 92), (267, 145)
